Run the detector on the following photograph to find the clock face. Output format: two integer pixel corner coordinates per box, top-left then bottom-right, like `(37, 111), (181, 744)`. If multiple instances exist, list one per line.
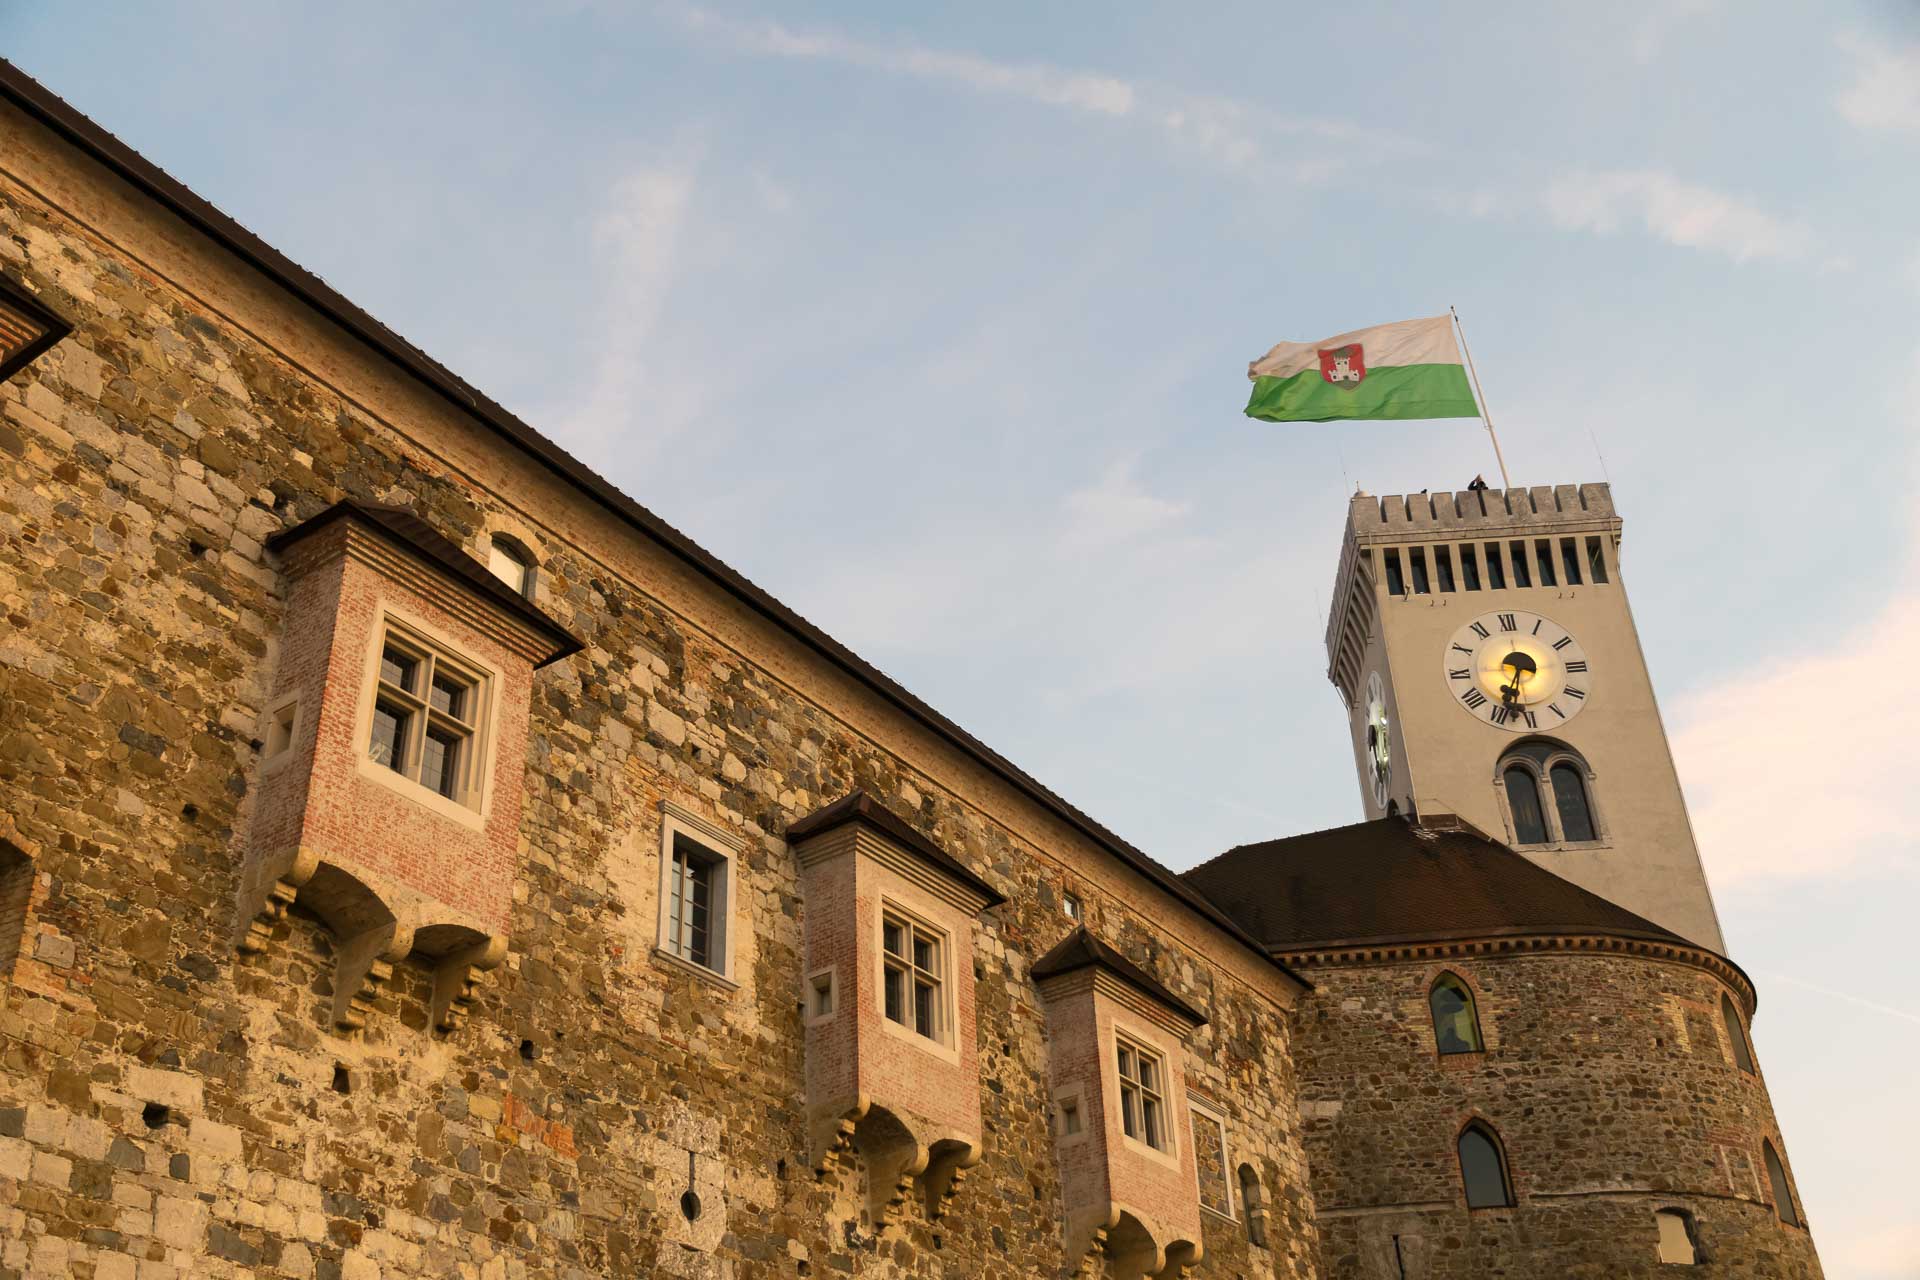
(1442, 610), (1592, 733)
(1364, 670), (1392, 807)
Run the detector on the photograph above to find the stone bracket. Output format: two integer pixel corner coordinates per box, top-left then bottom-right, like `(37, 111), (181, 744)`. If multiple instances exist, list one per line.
(332, 918), (415, 1034)
(233, 846), (320, 954)
(431, 934), (508, 1032)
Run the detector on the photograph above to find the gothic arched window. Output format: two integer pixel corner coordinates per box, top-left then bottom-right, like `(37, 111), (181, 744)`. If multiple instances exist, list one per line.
(1457, 1122), (1514, 1209)
(1550, 762), (1597, 842)
(1503, 766), (1548, 844)
(1721, 995), (1756, 1074)
(1762, 1141), (1798, 1226)
(1429, 973), (1484, 1055)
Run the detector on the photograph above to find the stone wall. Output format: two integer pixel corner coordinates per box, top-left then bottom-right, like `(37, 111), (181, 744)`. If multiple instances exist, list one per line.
(1288, 947), (1820, 1279)
(0, 100), (1316, 1279)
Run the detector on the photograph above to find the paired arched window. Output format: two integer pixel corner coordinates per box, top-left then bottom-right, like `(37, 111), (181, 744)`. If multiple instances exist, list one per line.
(1721, 995), (1756, 1074)
(1237, 1163), (1268, 1247)
(1456, 1122), (1514, 1208)
(1429, 973), (1484, 1054)
(1497, 740), (1599, 845)
(486, 534), (536, 598)
(1763, 1141), (1799, 1226)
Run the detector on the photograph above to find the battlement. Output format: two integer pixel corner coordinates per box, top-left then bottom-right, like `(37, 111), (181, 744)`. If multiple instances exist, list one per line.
(1348, 483), (1618, 541)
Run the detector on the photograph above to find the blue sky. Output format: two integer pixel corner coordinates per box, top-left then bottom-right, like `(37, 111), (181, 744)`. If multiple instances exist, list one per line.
(7, 2), (1919, 1273)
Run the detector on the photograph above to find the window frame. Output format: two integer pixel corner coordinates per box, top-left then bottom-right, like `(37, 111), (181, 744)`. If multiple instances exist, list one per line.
(1720, 994), (1757, 1074)
(1762, 1139), (1800, 1227)
(1114, 1031), (1173, 1155)
(485, 534), (537, 599)
(1456, 1120), (1516, 1210)
(1429, 971), (1486, 1056)
(1494, 743), (1607, 850)
(1187, 1095), (1236, 1221)
(877, 901), (952, 1047)
(652, 804), (742, 988)
(356, 614), (496, 822)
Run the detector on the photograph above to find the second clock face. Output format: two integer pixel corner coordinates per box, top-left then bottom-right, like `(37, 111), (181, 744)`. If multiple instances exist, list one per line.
(1442, 610), (1592, 732)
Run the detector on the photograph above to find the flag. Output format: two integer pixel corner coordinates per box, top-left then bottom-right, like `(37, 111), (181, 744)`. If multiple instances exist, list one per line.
(1245, 315), (1481, 422)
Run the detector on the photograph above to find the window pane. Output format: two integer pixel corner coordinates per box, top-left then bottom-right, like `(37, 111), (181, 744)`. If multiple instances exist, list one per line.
(912, 934), (934, 973)
(1137, 1055), (1157, 1094)
(1118, 1045), (1135, 1080)
(914, 978), (935, 1037)
(380, 647), (418, 692)
(370, 701), (409, 772)
(1764, 1143), (1797, 1225)
(1458, 1128), (1511, 1208)
(430, 673), (468, 719)
(686, 862), (711, 966)
(1484, 543), (1507, 590)
(1120, 1084), (1138, 1138)
(1551, 764), (1596, 841)
(1430, 976), (1482, 1054)
(421, 727), (461, 798)
(884, 964), (905, 1024)
(1141, 1096), (1161, 1149)
(883, 920), (904, 958)
(1722, 996), (1756, 1073)
(1505, 768), (1548, 843)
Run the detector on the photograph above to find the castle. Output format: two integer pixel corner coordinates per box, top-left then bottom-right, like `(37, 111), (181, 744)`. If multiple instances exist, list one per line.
(0, 59), (1822, 1278)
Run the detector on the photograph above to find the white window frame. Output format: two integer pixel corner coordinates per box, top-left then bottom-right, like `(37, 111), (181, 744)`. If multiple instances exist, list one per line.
(878, 903), (950, 1047)
(653, 804), (741, 988)
(1115, 1031), (1173, 1156)
(1188, 1096), (1236, 1221)
(354, 612), (497, 827)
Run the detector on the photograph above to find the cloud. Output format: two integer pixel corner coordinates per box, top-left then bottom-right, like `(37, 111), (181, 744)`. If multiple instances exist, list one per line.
(1061, 457), (1190, 550)
(1671, 349), (1920, 887)
(1835, 33), (1920, 134)
(661, 3), (1403, 182)
(1628, 0), (1721, 64)
(1543, 169), (1810, 263)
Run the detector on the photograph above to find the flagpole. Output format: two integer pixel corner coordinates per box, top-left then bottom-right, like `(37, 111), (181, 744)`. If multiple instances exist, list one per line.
(1450, 306), (1511, 489)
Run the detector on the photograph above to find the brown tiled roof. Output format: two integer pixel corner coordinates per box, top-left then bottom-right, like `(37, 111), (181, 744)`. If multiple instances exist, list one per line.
(265, 499), (582, 667)
(1030, 928), (1208, 1027)
(786, 791), (1006, 908)
(1182, 818), (1696, 953)
(0, 58), (1295, 986)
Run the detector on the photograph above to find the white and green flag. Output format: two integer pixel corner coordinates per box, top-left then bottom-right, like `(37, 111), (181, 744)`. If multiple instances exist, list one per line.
(1245, 315), (1480, 422)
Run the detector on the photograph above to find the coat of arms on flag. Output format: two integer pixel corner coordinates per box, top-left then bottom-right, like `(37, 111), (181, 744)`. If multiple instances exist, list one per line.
(1319, 344), (1365, 387)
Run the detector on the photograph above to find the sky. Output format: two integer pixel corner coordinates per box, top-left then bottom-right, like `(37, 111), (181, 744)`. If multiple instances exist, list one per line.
(5, 2), (1918, 1273)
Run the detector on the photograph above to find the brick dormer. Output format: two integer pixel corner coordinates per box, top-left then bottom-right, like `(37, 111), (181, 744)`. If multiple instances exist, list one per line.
(1033, 928), (1208, 1279)
(787, 791), (1004, 1227)
(236, 500), (579, 1034)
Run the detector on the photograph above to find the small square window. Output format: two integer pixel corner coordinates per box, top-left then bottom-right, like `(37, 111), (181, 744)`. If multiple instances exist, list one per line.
(809, 970), (836, 1019)
(1062, 892), (1082, 921)
(881, 907), (948, 1043)
(263, 699), (298, 760)
(1061, 1099), (1081, 1135)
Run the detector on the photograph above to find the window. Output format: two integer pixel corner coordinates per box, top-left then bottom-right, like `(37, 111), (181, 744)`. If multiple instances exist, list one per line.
(1655, 1208), (1700, 1264)
(1434, 546), (1457, 592)
(1460, 544), (1482, 590)
(1062, 891), (1082, 921)
(1762, 1141), (1798, 1226)
(1189, 1101), (1232, 1217)
(1429, 973), (1484, 1054)
(1586, 536), (1610, 584)
(1534, 539), (1557, 587)
(1484, 542), (1507, 589)
(1238, 1164), (1269, 1247)
(1507, 540), (1531, 587)
(664, 835), (722, 970)
(1457, 1123), (1514, 1208)
(486, 536), (535, 598)
(1504, 766), (1549, 844)
(1409, 547), (1432, 594)
(1721, 995), (1756, 1074)
(808, 969), (836, 1020)
(368, 626), (484, 806)
(1058, 1097), (1083, 1136)
(1560, 537), (1583, 586)
(882, 910), (946, 1042)
(1116, 1036), (1168, 1150)
(1550, 763), (1597, 842)
(263, 697), (298, 762)
(0, 838), (34, 981)
(1383, 549), (1406, 596)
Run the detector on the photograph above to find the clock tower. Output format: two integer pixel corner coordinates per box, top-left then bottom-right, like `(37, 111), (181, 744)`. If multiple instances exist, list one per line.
(1326, 482), (1725, 950)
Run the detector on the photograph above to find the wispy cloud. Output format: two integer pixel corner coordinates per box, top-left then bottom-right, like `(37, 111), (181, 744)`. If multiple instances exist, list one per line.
(660, 3), (1404, 181)
(1543, 169), (1810, 263)
(1061, 457), (1190, 550)
(1835, 33), (1920, 134)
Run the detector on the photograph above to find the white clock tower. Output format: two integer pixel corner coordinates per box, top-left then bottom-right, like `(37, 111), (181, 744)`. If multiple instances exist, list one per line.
(1326, 482), (1725, 951)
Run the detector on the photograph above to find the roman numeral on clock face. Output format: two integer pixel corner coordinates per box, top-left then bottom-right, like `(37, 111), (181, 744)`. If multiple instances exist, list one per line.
(1549, 703), (1566, 719)
(1498, 613), (1517, 632)
(1532, 618), (1543, 635)
(1489, 704), (1511, 724)
(1449, 668), (1471, 681)
(1461, 689), (1487, 709)
(1565, 660), (1587, 672)
(1469, 622), (1490, 639)
(1552, 636), (1572, 650)
(1452, 644), (1474, 655)
(1566, 686), (1586, 700)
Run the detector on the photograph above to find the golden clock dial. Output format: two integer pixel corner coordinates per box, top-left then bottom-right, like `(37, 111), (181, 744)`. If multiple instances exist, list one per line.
(1441, 610), (1592, 732)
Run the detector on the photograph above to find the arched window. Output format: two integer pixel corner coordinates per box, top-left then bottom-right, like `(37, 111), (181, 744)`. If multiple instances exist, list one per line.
(1762, 1141), (1798, 1226)
(1429, 973), (1484, 1055)
(1720, 995), (1755, 1074)
(1503, 767), (1548, 844)
(1457, 1122), (1514, 1208)
(1550, 762), (1596, 842)
(486, 535), (535, 598)
(1654, 1209), (1700, 1264)
(1237, 1163), (1268, 1247)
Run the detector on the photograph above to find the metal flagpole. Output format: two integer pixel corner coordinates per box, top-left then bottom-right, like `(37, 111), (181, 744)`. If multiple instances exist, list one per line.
(1450, 305), (1511, 489)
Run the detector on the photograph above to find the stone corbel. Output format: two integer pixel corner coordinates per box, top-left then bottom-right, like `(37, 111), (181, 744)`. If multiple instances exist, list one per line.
(1071, 1208), (1202, 1280)
(431, 934), (508, 1032)
(922, 1139), (983, 1220)
(233, 846), (320, 954)
(810, 1098), (868, 1180)
(332, 917), (416, 1034)
(867, 1138), (928, 1228)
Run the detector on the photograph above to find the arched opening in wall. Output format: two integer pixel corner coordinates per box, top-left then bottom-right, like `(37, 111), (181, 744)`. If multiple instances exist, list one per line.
(1762, 1140), (1799, 1226)
(1720, 994), (1756, 1074)
(1497, 739), (1601, 845)
(486, 534), (536, 599)
(1502, 766), (1548, 844)
(1236, 1163), (1268, 1248)
(1428, 973), (1484, 1054)
(1456, 1122), (1514, 1209)
(0, 837), (33, 980)
(1654, 1208), (1702, 1264)
(1549, 762), (1596, 842)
